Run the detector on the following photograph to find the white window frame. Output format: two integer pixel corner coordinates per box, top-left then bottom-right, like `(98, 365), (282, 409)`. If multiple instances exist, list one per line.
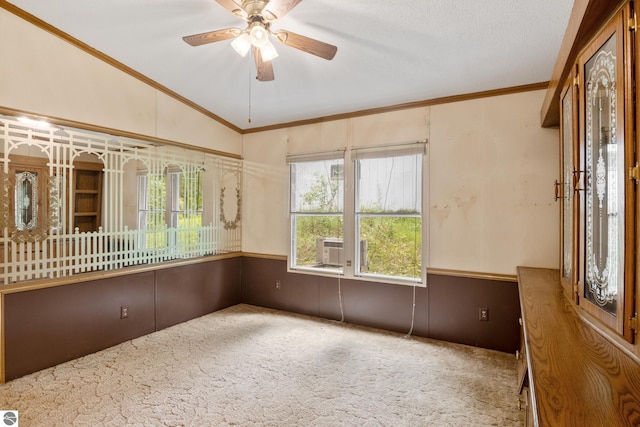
(287, 142), (428, 286)
(352, 143), (426, 285)
(287, 150), (346, 274)
(167, 168), (203, 229)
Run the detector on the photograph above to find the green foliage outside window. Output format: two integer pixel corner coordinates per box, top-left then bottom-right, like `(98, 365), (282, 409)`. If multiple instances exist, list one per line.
(176, 213), (203, 250)
(294, 215), (343, 266)
(358, 216), (421, 279)
(294, 166), (422, 279)
(145, 174), (167, 249)
(300, 173), (341, 213)
(142, 171), (203, 251)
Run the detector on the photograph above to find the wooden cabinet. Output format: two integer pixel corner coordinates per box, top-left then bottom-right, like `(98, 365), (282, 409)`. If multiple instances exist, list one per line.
(558, 71), (579, 305)
(531, 2), (640, 424)
(559, 3), (636, 343)
(73, 164), (103, 233)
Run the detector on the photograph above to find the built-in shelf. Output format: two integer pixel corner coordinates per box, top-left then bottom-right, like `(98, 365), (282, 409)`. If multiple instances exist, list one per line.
(73, 166), (103, 233)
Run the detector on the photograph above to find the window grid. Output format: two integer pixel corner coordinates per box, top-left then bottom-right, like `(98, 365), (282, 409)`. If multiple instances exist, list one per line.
(288, 143), (426, 285)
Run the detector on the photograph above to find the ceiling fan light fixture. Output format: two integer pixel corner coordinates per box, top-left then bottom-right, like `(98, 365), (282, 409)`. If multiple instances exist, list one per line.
(249, 25), (269, 48)
(231, 32), (251, 57)
(259, 40), (279, 61)
(182, 0), (337, 81)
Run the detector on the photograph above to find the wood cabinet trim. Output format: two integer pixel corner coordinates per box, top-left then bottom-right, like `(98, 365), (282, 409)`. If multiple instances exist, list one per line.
(542, 0), (626, 127)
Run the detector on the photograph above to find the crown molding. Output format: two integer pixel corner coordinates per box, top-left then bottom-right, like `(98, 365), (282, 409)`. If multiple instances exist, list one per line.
(541, 0), (624, 127)
(243, 82), (549, 134)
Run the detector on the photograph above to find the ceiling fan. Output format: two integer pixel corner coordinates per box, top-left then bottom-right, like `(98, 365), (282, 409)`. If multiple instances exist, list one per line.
(182, 0), (337, 81)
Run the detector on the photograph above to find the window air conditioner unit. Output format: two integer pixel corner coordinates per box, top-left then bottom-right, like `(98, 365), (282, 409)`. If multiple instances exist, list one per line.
(316, 237), (343, 266)
(315, 238), (368, 271)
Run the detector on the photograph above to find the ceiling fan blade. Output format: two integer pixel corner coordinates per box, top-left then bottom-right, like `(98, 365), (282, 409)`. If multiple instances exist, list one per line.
(263, 0), (302, 21)
(254, 47), (275, 81)
(215, 0), (247, 18)
(273, 30), (337, 60)
(182, 28), (242, 46)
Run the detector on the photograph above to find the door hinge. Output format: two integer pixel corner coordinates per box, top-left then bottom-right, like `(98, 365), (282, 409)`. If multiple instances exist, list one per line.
(572, 283), (579, 294)
(573, 75), (579, 87)
(629, 315), (639, 332)
(630, 163), (640, 183)
(630, 13), (637, 32)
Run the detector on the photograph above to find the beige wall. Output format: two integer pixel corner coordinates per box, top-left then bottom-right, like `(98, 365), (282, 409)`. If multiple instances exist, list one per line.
(0, 7), (559, 276)
(0, 8), (241, 155)
(242, 90), (559, 276)
(242, 129), (290, 256)
(429, 91), (558, 274)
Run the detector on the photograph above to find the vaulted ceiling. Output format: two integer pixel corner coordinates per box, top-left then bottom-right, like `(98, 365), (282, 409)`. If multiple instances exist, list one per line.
(4, 0), (574, 131)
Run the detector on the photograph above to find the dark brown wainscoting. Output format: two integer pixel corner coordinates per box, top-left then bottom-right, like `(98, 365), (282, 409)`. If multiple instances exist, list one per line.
(4, 271), (156, 381)
(241, 257), (520, 353)
(427, 274), (520, 353)
(156, 257), (241, 330)
(3, 258), (241, 381)
(2, 255), (519, 382)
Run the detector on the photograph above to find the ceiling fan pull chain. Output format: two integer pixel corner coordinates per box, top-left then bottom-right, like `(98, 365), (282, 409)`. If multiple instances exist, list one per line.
(248, 59), (252, 123)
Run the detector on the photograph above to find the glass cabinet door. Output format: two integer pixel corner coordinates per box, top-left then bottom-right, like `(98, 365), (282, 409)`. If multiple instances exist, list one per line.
(577, 9), (634, 341)
(559, 72), (578, 303)
(14, 170), (38, 231)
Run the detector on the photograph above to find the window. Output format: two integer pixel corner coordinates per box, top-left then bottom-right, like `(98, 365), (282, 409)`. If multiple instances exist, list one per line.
(137, 167), (203, 250)
(354, 147), (423, 281)
(288, 142), (426, 284)
(288, 152), (345, 273)
(168, 169), (203, 229)
(138, 172), (166, 248)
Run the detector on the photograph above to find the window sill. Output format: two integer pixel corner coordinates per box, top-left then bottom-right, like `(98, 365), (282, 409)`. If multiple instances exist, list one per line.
(288, 264), (425, 287)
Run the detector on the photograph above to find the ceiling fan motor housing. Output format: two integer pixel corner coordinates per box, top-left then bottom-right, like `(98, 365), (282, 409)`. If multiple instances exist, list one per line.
(242, 0), (270, 19)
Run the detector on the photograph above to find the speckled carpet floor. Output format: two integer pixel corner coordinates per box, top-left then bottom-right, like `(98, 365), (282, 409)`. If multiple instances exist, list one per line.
(0, 304), (524, 426)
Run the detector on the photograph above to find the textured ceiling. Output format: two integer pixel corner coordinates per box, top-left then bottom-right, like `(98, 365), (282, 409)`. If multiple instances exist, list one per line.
(6, 0), (574, 131)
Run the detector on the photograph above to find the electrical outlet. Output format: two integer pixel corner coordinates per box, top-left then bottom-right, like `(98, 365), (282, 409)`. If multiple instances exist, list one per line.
(121, 306), (129, 319)
(275, 280), (281, 290)
(479, 307), (489, 321)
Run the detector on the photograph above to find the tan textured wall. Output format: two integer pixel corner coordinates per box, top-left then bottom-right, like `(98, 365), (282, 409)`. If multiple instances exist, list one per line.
(242, 129), (290, 256)
(429, 91), (558, 274)
(242, 90), (559, 276)
(0, 8), (241, 155)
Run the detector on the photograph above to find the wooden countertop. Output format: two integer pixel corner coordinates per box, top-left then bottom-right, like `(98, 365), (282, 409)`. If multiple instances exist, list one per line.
(517, 267), (640, 426)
